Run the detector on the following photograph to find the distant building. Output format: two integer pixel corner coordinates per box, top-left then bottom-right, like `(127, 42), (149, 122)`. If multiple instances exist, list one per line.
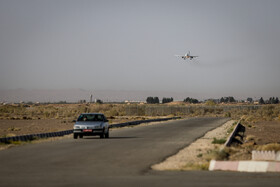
(79, 100), (86, 103)
(90, 94), (93, 103)
(125, 100), (142, 104)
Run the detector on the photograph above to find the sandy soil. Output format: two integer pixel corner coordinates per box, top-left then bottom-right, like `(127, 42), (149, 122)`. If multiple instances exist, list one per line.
(245, 121), (280, 145)
(0, 119), (74, 137)
(152, 120), (235, 171)
(0, 116), (173, 138)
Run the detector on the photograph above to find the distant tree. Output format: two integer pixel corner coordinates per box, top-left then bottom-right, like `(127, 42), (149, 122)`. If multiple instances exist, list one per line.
(276, 97), (279, 104)
(266, 97), (274, 104)
(222, 96), (236, 103)
(272, 97), (277, 104)
(162, 97), (173, 104)
(184, 97), (190, 103)
(146, 97), (160, 104)
(220, 97), (225, 103)
(246, 98), (253, 103)
(96, 99), (103, 104)
(228, 96), (236, 103)
(183, 97), (199, 104)
(259, 97), (265, 104)
(267, 97), (279, 104)
(154, 97), (160, 104)
(146, 97), (153, 104)
(192, 98), (199, 104)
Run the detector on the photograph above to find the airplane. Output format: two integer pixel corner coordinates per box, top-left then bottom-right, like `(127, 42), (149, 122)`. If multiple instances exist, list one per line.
(175, 51), (198, 60)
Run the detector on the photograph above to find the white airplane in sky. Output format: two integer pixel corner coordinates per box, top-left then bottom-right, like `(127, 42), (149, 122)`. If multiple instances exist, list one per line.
(175, 51), (198, 60)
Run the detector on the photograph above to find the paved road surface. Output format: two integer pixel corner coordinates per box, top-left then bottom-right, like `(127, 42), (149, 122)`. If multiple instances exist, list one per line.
(0, 117), (279, 186)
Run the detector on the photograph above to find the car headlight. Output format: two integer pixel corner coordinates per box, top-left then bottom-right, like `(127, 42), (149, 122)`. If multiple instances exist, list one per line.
(74, 126), (80, 129)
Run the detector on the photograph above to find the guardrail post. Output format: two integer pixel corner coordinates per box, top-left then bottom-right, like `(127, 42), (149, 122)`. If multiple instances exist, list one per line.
(224, 120), (245, 147)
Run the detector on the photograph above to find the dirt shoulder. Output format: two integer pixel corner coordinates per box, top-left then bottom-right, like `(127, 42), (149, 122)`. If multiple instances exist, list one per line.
(245, 121), (280, 145)
(0, 119), (74, 137)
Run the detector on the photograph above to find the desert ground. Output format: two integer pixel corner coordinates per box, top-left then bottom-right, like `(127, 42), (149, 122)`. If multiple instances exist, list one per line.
(1, 103), (280, 168)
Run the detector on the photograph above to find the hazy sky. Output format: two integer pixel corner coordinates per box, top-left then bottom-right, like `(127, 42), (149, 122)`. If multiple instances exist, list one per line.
(1, 0), (280, 99)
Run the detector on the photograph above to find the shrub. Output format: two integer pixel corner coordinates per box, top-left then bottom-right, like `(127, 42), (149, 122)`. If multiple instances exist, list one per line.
(208, 149), (229, 161)
(205, 100), (216, 106)
(212, 138), (226, 144)
(246, 135), (255, 141)
(227, 126), (234, 134)
(183, 162), (209, 170)
(256, 143), (280, 151)
(8, 127), (21, 131)
(197, 153), (203, 158)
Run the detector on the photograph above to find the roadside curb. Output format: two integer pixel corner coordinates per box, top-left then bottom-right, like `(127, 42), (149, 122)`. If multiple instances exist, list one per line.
(209, 160), (280, 172)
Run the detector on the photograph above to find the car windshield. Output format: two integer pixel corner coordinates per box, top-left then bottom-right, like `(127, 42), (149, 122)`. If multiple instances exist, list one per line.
(77, 114), (104, 122)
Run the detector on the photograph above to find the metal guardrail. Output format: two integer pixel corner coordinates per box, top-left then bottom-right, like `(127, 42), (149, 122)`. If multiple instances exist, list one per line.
(109, 117), (181, 128)
(0, 117), (181, 143)
(224, 120), (245, 147)
(0, 130), (73, 144)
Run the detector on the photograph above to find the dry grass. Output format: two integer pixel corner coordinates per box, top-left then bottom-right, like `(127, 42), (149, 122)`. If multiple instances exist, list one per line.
(182, 162), (210, 170)
(203, 149), (229, 161)
(1, 103), (279, 123)
(256, 143), (280, 151)
(246, 135), (256, 141)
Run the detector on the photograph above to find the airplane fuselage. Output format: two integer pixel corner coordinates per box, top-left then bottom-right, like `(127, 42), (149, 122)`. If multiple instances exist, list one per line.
(175, 51), (198, 60)
(182, 55), (194, 60)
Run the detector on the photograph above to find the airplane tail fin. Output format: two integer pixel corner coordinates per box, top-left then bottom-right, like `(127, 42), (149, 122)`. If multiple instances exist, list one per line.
(185, 51), (190, 56)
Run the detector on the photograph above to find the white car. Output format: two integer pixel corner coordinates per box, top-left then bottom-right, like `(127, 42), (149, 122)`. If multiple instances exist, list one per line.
(73, 113), (109, 139)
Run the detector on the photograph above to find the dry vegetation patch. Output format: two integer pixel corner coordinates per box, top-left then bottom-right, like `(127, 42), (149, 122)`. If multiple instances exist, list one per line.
(0, 119), (73, 138)
(245, 121), (280, 145)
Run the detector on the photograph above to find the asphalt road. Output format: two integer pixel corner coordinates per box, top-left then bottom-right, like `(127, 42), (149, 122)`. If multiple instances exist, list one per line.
(0, 117), (279, 186)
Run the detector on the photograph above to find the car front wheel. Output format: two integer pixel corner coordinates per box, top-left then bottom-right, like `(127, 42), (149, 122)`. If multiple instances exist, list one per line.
(100, 128), (105, 139)
(105, 129), (109, 138)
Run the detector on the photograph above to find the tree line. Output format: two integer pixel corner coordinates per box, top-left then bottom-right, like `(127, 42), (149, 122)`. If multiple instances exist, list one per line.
(146, 96), (280, 105)
(183, 97), (199, 104)
(259, 97), (279, 104)
(146, 97), (173, 104)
